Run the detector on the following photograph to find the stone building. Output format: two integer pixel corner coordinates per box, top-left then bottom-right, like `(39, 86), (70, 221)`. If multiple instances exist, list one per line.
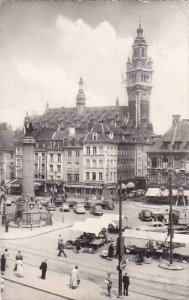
(146, 115), (189, 203)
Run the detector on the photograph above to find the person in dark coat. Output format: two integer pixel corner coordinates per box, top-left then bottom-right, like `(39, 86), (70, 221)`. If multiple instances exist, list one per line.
(122, 272), (130, 296)
(40, 259), (47, 280)
(5, 218), (9, 232)
(57, 239), (67, 257)
(75, 239), (81, 254)
(108, 243), (114, 258)
(1, 254), (6, 275)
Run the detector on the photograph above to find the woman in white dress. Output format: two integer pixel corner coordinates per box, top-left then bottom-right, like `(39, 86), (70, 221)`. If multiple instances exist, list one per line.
(70, 266), (79, 289)
(16, 260), (23, 277)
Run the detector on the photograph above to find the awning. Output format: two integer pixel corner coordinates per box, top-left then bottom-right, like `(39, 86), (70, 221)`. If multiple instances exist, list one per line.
(156, 189), (169, 197)
(127, 182), (135, 188)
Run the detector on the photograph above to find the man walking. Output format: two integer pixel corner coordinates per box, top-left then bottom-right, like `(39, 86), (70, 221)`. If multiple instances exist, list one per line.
(39, 259), (47, 280)
(57, 239), (67, 257)
(122, 272), (130, 296)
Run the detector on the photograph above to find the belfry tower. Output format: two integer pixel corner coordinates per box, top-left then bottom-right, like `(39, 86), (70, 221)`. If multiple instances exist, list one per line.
(76, 77), (86, 115)
(126, 23), (153, 128)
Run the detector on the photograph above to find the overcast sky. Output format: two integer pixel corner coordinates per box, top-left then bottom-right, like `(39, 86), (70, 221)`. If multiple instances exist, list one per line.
(0, 0), (188, 134)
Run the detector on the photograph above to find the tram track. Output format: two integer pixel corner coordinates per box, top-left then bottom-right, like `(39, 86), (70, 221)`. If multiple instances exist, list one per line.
(2, 244), (189, 300)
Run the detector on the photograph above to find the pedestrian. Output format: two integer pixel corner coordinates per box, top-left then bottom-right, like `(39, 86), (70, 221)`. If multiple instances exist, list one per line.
(16, 259), (23, 277)
(70, 266), (79, 289)
(75, 238), (81, 254)
(105, 272), (113, 297)
(57, 239), (67, 257)
(1, 255), (6, 275)
(4, 249), (9, 268)
(39, 259), (47, 280)
(108, 243), (114, 259)
(14, 250), (23, 272)
(5, 218), (9, 232)
(57, 234), (62, 250)
(122, 272), (130, 296)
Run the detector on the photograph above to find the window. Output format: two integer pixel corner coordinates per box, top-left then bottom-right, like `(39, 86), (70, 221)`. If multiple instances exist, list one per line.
(50, 164), (53, 172)
(75, 174), (79, 182)
(35, 163), (38, 172)
(93, 133), (98, 140)
(75, 162), (79, 169)
(16, 147), (22, 155)
(99, 172), (103, 181)
(86, 159), (90, 168)
(67, 174), (72, 181)
(92, 159), (97, 168)
(50, 154), (54, 162)
(162, 142), (170, 150)
(99, 146), (103, 155)
(41, 175), (45, 180)
(42, 153), (45, 161)
(93, 147), (97, 155)
(67, 162), (71, 169)
(87, 147), (90, 155)
(99, 159), (103, 167)
(35, 153), (38, 161)
(162, 157), (168, 168)
(110, 172), (113, 180)
(57, 165), (61, 172)
(86, 172), (90, 180)
(151, 158), (157, 168)
(76, 151), (80, 157)
(92, 172), (96, 180)
(173, 142), (181, 150)
(68, 150), (72, 157)
(57, 154), (61, 162)
(16, 158), (21, 167)
(42, 163), (45, 172)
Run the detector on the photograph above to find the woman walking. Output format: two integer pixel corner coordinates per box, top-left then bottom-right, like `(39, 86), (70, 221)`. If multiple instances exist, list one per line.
(70, 266), (79, 289)
(16, 259), (23, 277)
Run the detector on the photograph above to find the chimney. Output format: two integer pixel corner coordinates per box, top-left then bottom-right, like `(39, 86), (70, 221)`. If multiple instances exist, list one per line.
(172, 115), (180, 126)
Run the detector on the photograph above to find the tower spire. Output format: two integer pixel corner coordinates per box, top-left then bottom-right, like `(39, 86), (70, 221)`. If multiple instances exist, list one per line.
(76, 76), (86, 114)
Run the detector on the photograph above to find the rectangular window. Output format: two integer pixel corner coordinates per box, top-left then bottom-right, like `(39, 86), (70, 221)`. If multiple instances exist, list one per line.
(16, 158), (21, 167)
(50, 164), (53, 172)
(75, 162), (79, 169)
(99, 172), (103, 181)
(68, 150), (72, 157)
(35, 153), (38, 161)
(93, 147), (97, 155)
(75, 174), (79, 182)
(35, 163), (38, 172)
(67, 174), (72, 181)
(99, 159), (103, 167)
(50, 154), (54, 162)
(86, 159), (90, 168)
(92, 172), (96, 180)
(86, 172), (90, 180)
(110, 172), (113, 180)
(99, 146), (103, 155)
(76, 151), (80, 157)
(42, 163), (45, 172)
(57, 154), (61, 162)
(42, 153), (45, 161)
(57, 165), (61, 172)
(93, 159), (97, 168)
(87, 147), (90, 155)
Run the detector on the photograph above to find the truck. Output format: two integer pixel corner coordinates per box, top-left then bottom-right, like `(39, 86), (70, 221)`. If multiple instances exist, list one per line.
(172, 207), (189, 225)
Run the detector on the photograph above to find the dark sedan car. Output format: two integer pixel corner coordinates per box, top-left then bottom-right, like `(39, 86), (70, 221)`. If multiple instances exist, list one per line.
(90, 204), (103, 216)
(101, 200), (115, 210)
(139, 210), (154, 222)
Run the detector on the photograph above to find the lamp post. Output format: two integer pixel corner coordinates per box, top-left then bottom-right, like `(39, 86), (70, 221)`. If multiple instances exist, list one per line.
(118, 179), (123, 297)
(168, 171), (173, 265)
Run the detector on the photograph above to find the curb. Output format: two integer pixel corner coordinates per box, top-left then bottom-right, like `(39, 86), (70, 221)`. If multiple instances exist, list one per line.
(1, 224), (72, 241)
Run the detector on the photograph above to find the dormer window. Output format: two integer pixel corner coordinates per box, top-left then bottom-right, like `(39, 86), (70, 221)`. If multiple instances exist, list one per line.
(162, 142), (170, 149)
(93, 132), (98, 140)
(173, 142), (181, 150)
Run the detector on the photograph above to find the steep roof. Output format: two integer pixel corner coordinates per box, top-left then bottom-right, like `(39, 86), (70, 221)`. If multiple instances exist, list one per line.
(84, 123), (115, 143)
(149, 119), (189, 153)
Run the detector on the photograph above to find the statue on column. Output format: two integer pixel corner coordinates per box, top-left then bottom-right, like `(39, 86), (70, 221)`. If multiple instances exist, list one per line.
(24, 112), (33, 136)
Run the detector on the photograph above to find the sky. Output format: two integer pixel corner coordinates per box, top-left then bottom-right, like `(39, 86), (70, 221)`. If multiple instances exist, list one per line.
(0, 0), (189, 134)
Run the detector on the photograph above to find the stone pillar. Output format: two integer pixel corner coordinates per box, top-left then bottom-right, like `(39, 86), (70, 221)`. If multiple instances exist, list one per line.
(22, 136), (36, 203)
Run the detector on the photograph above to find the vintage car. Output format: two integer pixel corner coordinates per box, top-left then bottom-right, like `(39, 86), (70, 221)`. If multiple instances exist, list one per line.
(90, 204), (103, 216)
(46, 202), (56, 211)
(101, 200), (115, 210)
(73, 203), (86, 214)
(139, 210), (155, 222)
(136, 221), (167, 233)
(60, 203), (70, 212)
(54, 195), (64, 207)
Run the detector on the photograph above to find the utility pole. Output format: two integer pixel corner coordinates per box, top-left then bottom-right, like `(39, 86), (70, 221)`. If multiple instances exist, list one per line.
(118, 180), (122, 297)
(168, 172), (173, 265)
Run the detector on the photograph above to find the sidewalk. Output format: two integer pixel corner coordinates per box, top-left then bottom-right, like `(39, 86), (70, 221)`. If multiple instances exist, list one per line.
(1, 220), (72, 240)
(2, 260), (154, 300)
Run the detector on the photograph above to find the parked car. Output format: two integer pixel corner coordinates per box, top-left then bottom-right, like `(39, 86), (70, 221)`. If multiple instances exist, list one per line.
(101, 200), (115, 210)
(46, 203), (56, 211)
(60, 203), (70, 212)
(139, 210), (155, 222)
(73, 203), (86, 214)
(37, 197), (50, 207)
(5, 198), (12, 206)
(54, 195), (63, 207)
(136, 221), (167, 233)
(90, 204), (103, 216)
